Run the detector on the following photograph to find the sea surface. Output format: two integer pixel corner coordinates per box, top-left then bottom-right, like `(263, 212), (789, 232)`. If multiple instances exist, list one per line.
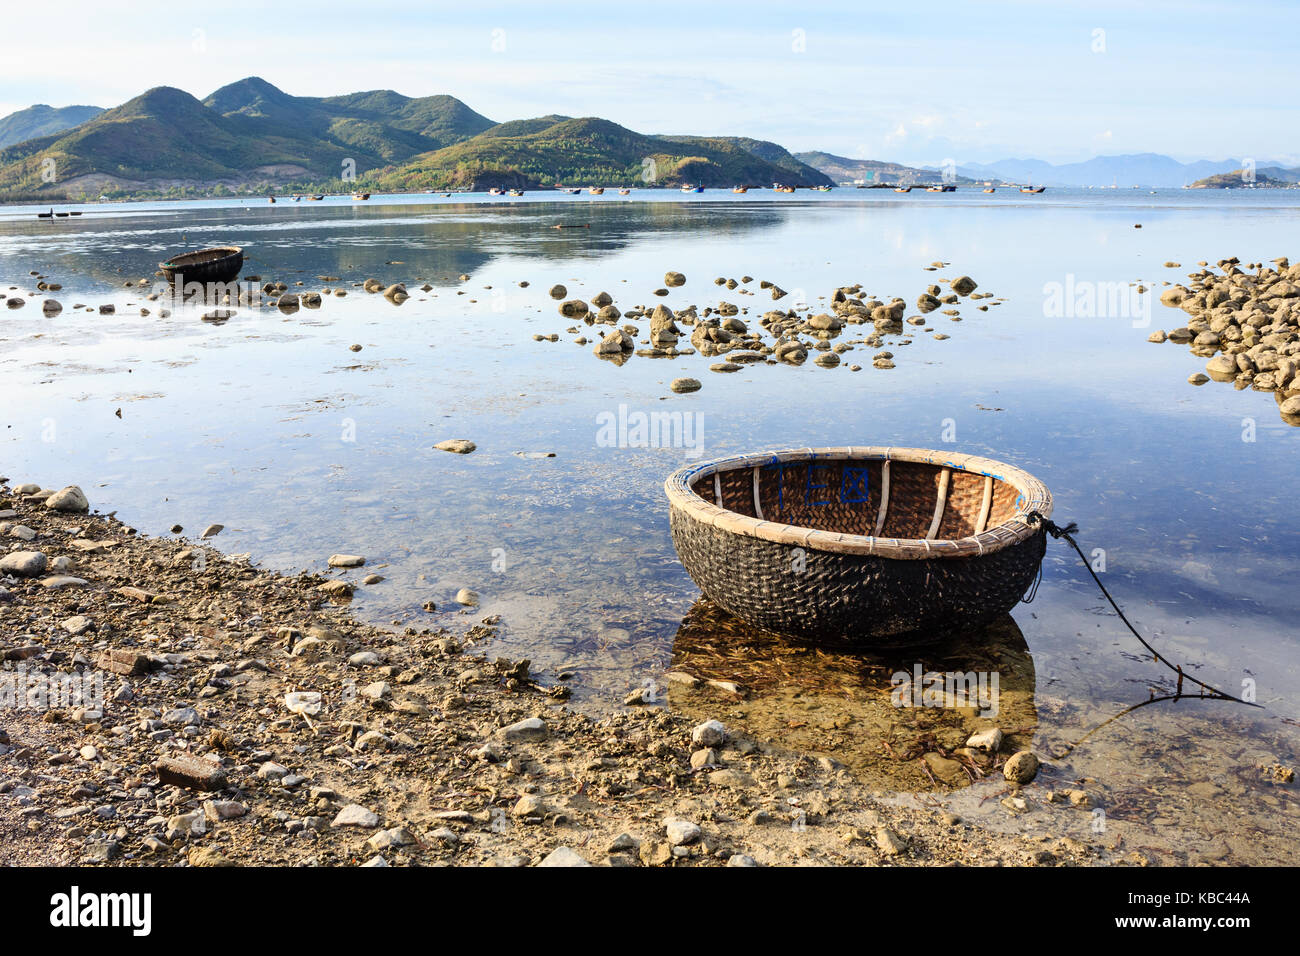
(3, 186), (1299, 863)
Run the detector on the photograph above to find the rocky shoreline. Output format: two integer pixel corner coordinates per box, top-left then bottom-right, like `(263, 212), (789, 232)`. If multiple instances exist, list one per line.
(1153, 255), (1300, 422)
(0, 477), (1125, 867)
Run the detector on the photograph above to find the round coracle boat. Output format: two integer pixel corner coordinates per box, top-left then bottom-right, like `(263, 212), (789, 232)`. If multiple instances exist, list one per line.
(665, 447), (1053, 646)
(158, 246), (244, 286)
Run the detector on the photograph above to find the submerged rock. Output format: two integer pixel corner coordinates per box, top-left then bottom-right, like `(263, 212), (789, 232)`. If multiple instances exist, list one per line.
(1003, 750), (1040, 784)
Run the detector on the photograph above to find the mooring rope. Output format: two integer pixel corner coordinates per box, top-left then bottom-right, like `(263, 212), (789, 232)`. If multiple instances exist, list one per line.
(1026, 511), (1257, 707)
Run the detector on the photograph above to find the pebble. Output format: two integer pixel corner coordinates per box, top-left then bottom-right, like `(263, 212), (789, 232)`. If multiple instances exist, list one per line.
(664, 818), (701, 846)
(328, 554), (366, 568)
(454, 587), (479, 606)
(331, 804), (380, 828)
(691, 719), (727, 747)
(669, 377), (701, 393)
(435, 439), (476, 454)
(161, 706), (199, 727)
(966, 727), (1003, 752)
(285, 691), (324, 717)
(201, 524), (223, 538)
(1003, 750), (1041, 784)
(204, 800), (248, 822)
(500, 717), (547, 741)
(538, 846), (591, 867)
(875, 826), (907, 856)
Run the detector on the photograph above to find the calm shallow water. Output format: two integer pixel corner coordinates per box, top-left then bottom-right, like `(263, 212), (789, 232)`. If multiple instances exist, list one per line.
(3, 189), (1299, 862)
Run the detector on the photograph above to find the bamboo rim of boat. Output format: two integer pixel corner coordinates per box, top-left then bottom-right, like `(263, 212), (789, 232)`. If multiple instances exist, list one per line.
(665, 446), (1052, 559)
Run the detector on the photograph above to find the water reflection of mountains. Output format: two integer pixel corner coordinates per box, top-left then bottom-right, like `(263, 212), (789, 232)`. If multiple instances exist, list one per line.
(667, 599), (1038, 792)
(3, 201), (794, 293)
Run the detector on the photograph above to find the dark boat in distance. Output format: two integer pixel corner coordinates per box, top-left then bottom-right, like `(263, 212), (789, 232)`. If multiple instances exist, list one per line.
(351, 191), (371, 200)
(158, 246), (244, 286)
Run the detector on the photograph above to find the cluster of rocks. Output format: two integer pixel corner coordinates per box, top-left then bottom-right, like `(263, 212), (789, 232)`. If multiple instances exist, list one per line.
(1153, 256), (1300, 422)
(541, 269), (996, 389)
(0, 478), (1092, 868)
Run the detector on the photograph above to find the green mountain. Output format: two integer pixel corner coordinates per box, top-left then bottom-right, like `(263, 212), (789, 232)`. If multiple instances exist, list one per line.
(0, 78), (494, 199)
(1188, 168), (1294, 189)
(795, 150), (970, 185)
(0, 80), (827, 199)
(0, 104), (104, 149)
(374, 116), (833, 191)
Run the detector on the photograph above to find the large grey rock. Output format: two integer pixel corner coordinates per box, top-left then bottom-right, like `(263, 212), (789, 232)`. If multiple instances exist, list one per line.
(0, 550), (47, 577)
(45, 486), (89, 513)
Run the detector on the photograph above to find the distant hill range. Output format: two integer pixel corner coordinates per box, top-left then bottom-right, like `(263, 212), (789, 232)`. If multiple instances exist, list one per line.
(0, 104), (104, 149)
(0, 77), (828, 199)
(795, 151), (974, 185)
(3, 86), (1294, 199)
(956, 153), (1300, 188)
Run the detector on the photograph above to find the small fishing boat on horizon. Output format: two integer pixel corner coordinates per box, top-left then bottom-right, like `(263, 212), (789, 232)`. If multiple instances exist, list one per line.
(733, 186), (748, 194)
(894, 186), (913, 193)
(588, 186), (605, 195)
(351, 191), (371, 200)
(680, 184), (704, 193)
(618, 187), (631, 195)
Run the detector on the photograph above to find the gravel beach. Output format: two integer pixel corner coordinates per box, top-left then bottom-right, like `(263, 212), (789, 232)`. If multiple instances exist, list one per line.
(0, 476), (1128, 868)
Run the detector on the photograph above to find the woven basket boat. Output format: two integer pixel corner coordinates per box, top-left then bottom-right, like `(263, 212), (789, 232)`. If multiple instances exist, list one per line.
(159, 246), (243, 286)
(666, 447), (1052, 646)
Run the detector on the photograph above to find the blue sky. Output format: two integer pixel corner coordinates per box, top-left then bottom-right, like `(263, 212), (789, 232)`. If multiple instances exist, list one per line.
(3, 0), (1297, 165)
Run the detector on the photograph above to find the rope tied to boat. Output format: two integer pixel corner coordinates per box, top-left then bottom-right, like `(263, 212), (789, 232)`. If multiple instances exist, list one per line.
(1026, 510), (1256, 707)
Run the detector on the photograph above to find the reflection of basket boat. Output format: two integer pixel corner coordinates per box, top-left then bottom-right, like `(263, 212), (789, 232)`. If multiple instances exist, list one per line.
(158, 246), (244, 286)
(666, 447), (1052, 645)
(668, 599), (1038, 788)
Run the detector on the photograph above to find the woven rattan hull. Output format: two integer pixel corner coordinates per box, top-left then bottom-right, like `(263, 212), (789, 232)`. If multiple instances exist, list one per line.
(665, 447), (1052, 646)
(670, 507), (1044, 645)
(159, 246), (243, 286)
